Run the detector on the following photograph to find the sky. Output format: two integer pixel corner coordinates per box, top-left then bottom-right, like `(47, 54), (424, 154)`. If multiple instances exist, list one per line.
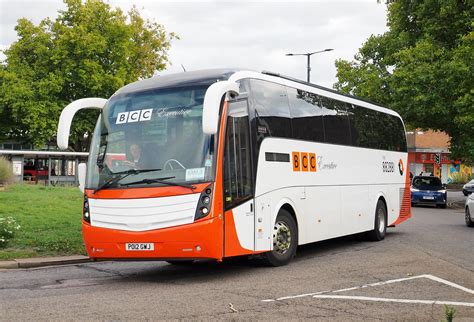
(0, 0), (389, 88)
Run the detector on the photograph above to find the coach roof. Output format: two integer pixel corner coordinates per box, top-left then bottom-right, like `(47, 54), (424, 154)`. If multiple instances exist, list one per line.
(113, 68), (240, 96)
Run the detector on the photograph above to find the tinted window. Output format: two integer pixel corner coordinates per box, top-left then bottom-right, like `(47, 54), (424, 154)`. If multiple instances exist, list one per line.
(320, 97), (352, 145)
(359, 108), (407, 152)
(288, 88), (325, 142)
(412, 176), (442, 188)
(249, 79), (291, 139)
(386, 114), (407, 152)
(367, 108), (389, 150)
(349, 105), (372, 148)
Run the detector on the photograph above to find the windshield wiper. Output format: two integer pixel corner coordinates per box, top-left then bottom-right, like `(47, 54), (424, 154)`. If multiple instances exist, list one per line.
(121, 176), (196, 190)
(93, 168), (161, 194)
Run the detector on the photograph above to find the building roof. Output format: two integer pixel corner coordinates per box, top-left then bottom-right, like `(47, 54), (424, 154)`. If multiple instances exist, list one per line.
(406, 130), (450, 152)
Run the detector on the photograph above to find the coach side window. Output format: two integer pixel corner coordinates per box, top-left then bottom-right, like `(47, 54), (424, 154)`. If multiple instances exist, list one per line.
(320, 97), (352, 146)
(350, 105), (374, 149)
(287, 88), (325, 142)
(365, 108), (389, 150)
(386, 114), (407, 152)
(248, 79), (291, 140)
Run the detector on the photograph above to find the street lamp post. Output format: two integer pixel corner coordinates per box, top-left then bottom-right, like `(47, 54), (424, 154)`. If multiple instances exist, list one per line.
(286, 48), (334, 83)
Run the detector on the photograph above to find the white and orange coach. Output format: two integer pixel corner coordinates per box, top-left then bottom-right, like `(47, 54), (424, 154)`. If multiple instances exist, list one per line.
(57, 69), (411, 266)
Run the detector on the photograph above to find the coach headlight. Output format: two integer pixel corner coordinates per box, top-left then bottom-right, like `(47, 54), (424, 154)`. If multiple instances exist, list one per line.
(83, 195), (91, 223)
(202, 196), (211, 204)
(194, 184), (213, 220)
(438, 189), (446, 194)
(411, 187), (419, 192)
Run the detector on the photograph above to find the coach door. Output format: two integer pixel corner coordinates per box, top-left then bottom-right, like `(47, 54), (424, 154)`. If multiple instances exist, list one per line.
(223, 99), (255, 256)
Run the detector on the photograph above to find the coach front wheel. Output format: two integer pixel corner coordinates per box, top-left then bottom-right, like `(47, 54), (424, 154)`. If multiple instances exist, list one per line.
(366, 200), (387, 241)
(263, 209), (298, 266)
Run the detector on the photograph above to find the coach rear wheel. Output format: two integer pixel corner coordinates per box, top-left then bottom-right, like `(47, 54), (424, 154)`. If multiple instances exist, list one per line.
(366, 200), (387, 241)
(263, 209), (298, 266)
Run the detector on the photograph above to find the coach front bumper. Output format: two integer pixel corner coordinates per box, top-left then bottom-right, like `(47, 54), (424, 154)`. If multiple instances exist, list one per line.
(82, 217), (222, 261)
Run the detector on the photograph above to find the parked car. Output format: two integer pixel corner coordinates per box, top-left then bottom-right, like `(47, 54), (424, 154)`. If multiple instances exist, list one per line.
(23, 164), (49, 181)
(411, 176), (447, 208)
(465, 193), (474, 227)
(462, 179), (474, 196)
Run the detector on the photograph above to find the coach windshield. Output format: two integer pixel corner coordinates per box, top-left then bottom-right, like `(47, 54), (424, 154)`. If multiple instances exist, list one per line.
(86, 85), (216, 190)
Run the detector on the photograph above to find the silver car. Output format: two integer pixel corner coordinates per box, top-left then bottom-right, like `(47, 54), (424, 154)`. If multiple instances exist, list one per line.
(466, 193), (474, 227)
(463, 179), (474, 196)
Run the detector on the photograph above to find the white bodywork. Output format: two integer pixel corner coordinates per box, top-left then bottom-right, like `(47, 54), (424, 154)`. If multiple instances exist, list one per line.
(252, 138), (407, 251)
(230, 200), (255, 250)
(88, 193), (200, 231)
(226, 71), (408, 253)
(229, 137), (407, 252)
(57, 97), (107, 150)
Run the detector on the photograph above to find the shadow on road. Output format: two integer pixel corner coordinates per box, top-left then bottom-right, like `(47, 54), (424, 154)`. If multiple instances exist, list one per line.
(90, 232), (405, 284)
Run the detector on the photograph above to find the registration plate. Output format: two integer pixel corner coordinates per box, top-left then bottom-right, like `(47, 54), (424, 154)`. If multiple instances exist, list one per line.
(125, 243), (154, 251)
(423, 196), (435, 200)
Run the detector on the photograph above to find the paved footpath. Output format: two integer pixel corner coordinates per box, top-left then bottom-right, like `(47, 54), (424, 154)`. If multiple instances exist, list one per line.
(0, 255), (90, 269)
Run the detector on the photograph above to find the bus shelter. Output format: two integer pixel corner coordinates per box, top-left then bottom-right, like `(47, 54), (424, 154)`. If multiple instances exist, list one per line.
(0, 150), (89, 186)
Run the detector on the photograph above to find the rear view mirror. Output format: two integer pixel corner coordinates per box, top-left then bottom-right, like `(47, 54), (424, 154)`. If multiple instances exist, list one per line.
(78, 163), (87, 193)
(202, 81), (239, 134)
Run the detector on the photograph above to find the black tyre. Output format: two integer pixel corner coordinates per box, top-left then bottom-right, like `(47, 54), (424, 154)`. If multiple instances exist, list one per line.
(463, 191), (468, 196)
(166, 260), (194, 266)
(366, 199), (387, 241)
(439, 203), (447, 209)
(466, 207), (474, 227)
(263, 209), (298, 267)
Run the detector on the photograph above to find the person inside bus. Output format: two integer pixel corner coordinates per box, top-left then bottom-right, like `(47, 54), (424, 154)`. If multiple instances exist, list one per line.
(123, 143), (144, 168)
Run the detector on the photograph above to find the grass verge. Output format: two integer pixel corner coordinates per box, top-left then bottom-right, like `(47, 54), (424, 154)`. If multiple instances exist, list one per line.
(0, 184), (85, 260)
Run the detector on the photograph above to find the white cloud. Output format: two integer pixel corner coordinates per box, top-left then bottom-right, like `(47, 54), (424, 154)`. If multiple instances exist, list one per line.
(0, 0), (388, 88)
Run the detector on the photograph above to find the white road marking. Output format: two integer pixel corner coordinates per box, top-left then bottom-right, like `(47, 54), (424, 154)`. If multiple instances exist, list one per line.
(262, 291), (331, 302)
(262, 274), (474, 306)
(312, 295), (474, 308)
(424, 274), (474, 295)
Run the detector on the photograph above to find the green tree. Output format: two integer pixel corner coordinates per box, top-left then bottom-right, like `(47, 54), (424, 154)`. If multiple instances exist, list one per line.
(0, 0), (177, 151)
(335, 0), (474, 162)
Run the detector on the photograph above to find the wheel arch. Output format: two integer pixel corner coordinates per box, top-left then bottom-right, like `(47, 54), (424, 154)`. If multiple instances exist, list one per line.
(377, 194), (388, 212)
(373, 192), (388, 215)
(273, 198), (300, 245)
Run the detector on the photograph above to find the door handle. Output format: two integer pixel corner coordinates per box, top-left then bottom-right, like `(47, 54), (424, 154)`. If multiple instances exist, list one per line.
(250, 202), (253, 212)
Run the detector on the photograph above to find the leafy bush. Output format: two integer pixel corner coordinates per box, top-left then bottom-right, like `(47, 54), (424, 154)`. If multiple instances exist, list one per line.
(0, 157), (13, 184)
(0, 217), (21, 247)
(444, 305), (456, 322)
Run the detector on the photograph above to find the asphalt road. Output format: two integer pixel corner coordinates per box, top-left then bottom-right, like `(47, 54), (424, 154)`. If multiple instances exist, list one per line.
(1, 192), (473, 321)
